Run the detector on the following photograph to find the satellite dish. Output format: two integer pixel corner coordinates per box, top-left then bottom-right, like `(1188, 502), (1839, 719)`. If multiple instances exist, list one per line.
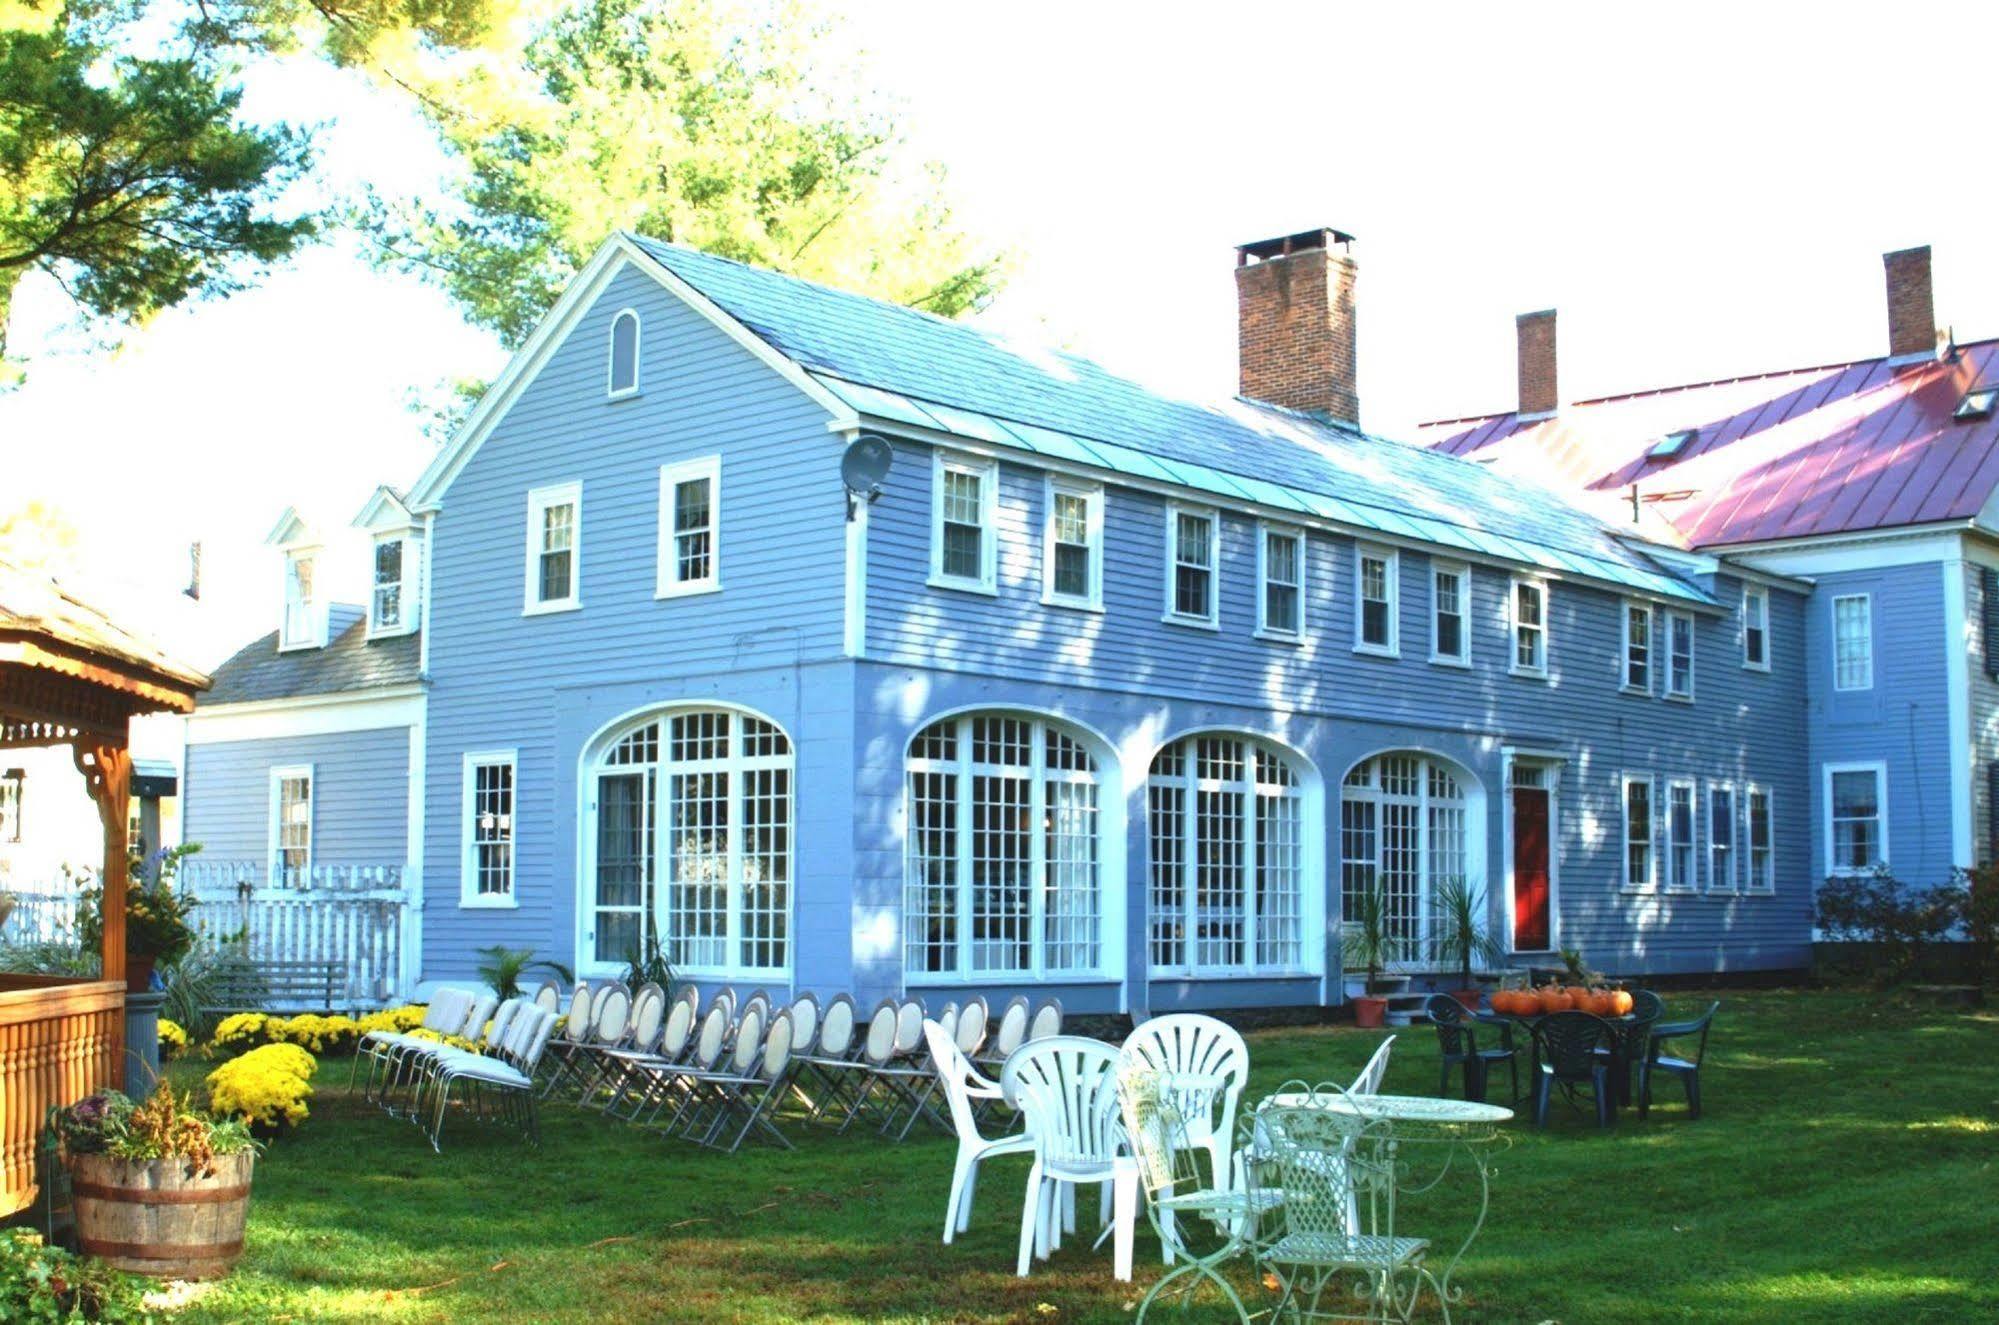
(840, 433), (893, 519)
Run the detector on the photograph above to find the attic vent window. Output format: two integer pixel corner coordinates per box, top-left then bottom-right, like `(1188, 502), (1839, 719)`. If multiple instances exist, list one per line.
(1647, 428), (1698, 459)
(1955, 388), (1997, 421)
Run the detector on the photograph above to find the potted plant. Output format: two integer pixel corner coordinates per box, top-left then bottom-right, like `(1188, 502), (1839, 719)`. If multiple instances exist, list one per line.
(78, 845), (201, 992)
(52, 1083), (259, 1280)
(1430, 876), (1502, 1009)
(1342, 881), (1404, 1029)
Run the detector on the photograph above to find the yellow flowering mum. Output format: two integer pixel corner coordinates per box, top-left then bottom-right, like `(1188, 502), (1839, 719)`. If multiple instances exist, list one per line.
(210, 1012), (276, 1053)
(156, 1018), (189, 1059)
(356, 1004), (428, 1036)
(408, 1027), (479, 1052)
(275, 1013), (360, 1055)
(206, 1042), (316, 1130)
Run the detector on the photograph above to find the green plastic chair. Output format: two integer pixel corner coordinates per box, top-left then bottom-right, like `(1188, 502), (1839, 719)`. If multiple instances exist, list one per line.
(1640, 1001), (1719, 1119)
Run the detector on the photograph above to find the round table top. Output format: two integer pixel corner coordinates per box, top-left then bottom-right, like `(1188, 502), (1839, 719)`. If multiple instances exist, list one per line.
(1260, 1092), (1514, 1126)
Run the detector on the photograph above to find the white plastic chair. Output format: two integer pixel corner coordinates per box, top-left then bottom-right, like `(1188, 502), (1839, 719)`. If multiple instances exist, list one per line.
(1003, 1035), (1137, 1281)
(1352, 1035), (1395, 1097)
(1121, 1014), (1249, 1190)
(923, 1019), (1034, 1245)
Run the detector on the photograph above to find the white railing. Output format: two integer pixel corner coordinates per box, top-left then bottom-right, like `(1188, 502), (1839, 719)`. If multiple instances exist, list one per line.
(0, 891), (84, 946)
(179, 860), (407, 893)
(183, 860), (415, 1007)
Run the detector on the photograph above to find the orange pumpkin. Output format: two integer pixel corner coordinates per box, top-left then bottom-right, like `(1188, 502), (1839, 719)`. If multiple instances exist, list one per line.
(1588, 991), (1617, 1016)
(1500, 990), (1528, 1015)
(1536, 986), (1573, 1014)
(1609, 989), (1634, 1016)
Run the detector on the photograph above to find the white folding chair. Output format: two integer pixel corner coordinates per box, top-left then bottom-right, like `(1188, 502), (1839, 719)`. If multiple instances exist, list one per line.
(1027, 1000), (1064, 1042)
(688, 1012), (798, 1153)
(793, 994), (863, 1121)
(924, 1020), (1034, 1245)
(1003, 1035), (1136, 1281)
(955, 996), (990, 1059)
(425, 1008), (559, 1151)
(353, 986), (472, 1101)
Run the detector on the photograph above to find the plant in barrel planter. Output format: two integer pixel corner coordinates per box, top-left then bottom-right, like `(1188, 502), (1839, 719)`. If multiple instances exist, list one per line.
(52, 1083), (259, 1281)
(1430, 876), (1502, 1010)
(1341, 881), (1405, 1028)
(77, 846), (201, 993)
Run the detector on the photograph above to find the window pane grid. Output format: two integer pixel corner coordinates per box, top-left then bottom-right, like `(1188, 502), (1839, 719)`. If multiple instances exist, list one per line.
(1708, 786), (1736, 890)
(472, 761), (513, 897)
(594, 770), (651, 962)
(1834, 596), (1872, 689)
(1831, 769), (1881, 869)
(673, 477), (713, 584)
(1626, 605), (1650, 689)
(941, 468), (985, 581)
(1173, 512), (1214, 619)
(1360, 555), (1392, 646)
(1748, 789), (1774, 890)
(1625, 779), (1654, 889)
(275, 774), (310, 883)
(1433, 567), (1464, 658)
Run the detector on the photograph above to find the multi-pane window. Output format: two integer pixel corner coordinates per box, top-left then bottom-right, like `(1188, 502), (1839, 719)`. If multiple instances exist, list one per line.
(269, 766), (312, 885)
(1742, 586), (1770, 669)
(1746, 787), (1774, 892)
(906, 714), (1104, 979)
(371, 538), (404, 633)
(1833, 594), (1872, 690)
(1665, 610), (1695, 698)
(0, 769), (21, 843)
(1356, 547), (1397, 654)
(1707, 784), (1737, 891)
(1149, 735), (1307, 973)
(657, 458), (720, 596)
(1511, 579), (1547, 675)
(463, 753), (516, 903)
(1623, 603), (1652, 692)
(525, 482), (581, 612)
(608, 309), (640, 397)
(1666, 780), (1696, 891)
(1828, 765), (1885, 873)
(282, 552), (316, 647)
(586, 710), (792, 974)
(1341, 755), (1468, 953)
(1043, 481), (1102, 608)
(932, 453), (996, 590)
(1259, 525), (1304, 637)
(1166, 507), (1218, 625)
(1431, 563), (1468, 663)
(1623, 775), (1655, 891)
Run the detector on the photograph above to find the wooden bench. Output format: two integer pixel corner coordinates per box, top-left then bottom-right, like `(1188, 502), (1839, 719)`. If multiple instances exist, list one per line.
(203, 959), (346, 1014)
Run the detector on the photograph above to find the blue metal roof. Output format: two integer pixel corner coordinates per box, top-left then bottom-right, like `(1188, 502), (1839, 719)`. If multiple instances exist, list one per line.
(632, 236), (1712, 605)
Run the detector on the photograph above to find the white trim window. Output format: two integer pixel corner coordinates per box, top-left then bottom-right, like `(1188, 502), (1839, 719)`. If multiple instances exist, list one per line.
(1341, 754), (1471, 954)
(1042, 479), (1103, 610)
(1149, 734), (1309, 974)
(656, 457), (721, 597)
(524, 482), (581, 613)
(906, 713), (1106, 980)
(1164, 505), (1219, 627)
(1832, 594), (1873, 690)
(1622, 774), (1656, 892)
(1826, 762), (1887, 874)
(1257, 524), (1305, 639)
(1510, 578), (1548, 677)
(268, 765), (313, 886)
(370, 536), (406, 636)
(281, 550), (320, 649)
(1665, 610), (1695, 699)
(462, 751), (517, 907)
(1355, 546), (1398, 655)
(1742, 586), (1770, 671)
(1707, 782), (1737, 892)
(0, 769), (20, 844)
(608, 308), (641, 398)
(1430, 562), (1469, 665)
(1746, 785), (1775, 892)
(1666, 779), (1697, 892)
(1622, 602), (1652, 693)
(930, 451), (998, 593)
(585, 709), (793, 976)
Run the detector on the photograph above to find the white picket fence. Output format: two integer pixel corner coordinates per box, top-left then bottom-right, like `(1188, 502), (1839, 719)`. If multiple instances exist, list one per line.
(0, 889), (84, 945)
(183, 861), (414, 1007)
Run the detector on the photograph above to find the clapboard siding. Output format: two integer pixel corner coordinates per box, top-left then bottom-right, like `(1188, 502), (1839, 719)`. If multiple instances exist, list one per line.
(1967, 554), (1999, 863)
(183, 729), (408, 876)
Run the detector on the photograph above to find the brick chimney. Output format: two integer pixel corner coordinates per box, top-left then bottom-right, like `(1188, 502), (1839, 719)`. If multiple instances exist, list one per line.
(1516, 309), (1558, 418)
(1883, 245), (1935, 360)
(1236, 228), (1359, 426)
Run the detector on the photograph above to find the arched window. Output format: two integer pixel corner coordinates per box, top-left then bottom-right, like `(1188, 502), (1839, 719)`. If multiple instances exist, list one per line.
(584, 707), (791, 976)
(1341, 754), (1468, 950)
(1147, 734), (1308, 974)
(608, 309), (640, 397)
(905, 713), (1105, 980)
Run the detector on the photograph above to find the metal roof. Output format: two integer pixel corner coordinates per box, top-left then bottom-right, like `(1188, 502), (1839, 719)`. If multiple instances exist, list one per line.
(633, 237), (1712, 605)
(201, 608), (420, 707)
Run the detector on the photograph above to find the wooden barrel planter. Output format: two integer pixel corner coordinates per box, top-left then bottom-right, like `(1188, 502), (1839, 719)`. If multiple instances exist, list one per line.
(71, 1151), (253, 1279)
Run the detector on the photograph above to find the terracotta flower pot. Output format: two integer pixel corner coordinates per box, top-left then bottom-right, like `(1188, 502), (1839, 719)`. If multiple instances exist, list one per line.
(1450, 988), (1483, 1011)
(1352, 995), (1389, 1029)
(125, 954), (157, 994)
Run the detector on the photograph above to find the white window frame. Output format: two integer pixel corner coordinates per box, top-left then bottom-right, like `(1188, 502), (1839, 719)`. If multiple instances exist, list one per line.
(461, 749), (519, 909)
(1509, 576), (1548, 678)
(1621, 773), (1657, 894)
(1256, 522), (1306, 641)
(367, 535), (410, 638)
(1665, 777), (1698, 893)
(1041, 477), (1104, 611)
(656, 456), (722, 598)
(929, 450), (999, 594)
(1832, 593), (1873, 691)
(524, 481), (582, 615)
(1741, 585), (1771, 671)
(1706, 780), (1738, 894)
(1354, 545), (1400, 657)
(1664, 609), (1695, 700)
(267, 764), (313, 886)
(1745, 783), (1775, 894)
(607, 308), (641, 399)
(279, 549), (323, 650)
(0, 769), (20, 844)
(1621, 601), (1652, 694)
(1162, 503), (1220, 629)
(1823, 760), (1889, 876)
(1429, 561), (1470, 666)
(1339, 753), (1476, 959)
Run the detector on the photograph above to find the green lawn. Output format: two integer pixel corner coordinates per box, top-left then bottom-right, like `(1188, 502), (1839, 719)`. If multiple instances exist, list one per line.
(160, 989), (1998, 1323)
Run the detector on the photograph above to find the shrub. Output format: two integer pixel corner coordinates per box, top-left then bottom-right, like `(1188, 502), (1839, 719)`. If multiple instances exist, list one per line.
(0, 1229), (148, 1323)
(206, 1043), (316, 1131)
(156, 1018), (189, 1060)
(1815, 867), (1961, 985)
(272, 1014), (359, 1056)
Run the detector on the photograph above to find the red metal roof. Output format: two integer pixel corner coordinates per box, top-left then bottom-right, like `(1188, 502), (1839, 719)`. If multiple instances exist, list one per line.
(1418, 340), (1999, 547)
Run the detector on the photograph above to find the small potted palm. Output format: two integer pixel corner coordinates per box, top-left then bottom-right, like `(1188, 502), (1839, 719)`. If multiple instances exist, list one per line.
(1342, 881), (1404, 1029)
(1430, 875), (1502, 1010)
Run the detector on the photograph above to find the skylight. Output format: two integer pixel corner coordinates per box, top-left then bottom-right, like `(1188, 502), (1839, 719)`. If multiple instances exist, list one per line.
(1647, 428), (1698, 459)
(1955, 388), (1997, 421)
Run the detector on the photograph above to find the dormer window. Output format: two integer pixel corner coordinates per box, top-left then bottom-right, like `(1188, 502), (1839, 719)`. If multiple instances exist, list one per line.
(372, 537), (405, 633)
(609, 309), (640, 398)
(352, 485), (423, 638)
(281, 551), (319, 649)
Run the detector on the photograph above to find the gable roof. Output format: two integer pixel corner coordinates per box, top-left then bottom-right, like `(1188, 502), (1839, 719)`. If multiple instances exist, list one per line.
(0, 557), (209, 697)
(200, 607), (420, 707)
(1420, 339), (1999, 548)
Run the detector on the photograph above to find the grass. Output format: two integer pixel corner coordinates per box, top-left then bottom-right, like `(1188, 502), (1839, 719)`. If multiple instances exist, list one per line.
(158, 988), (1999, 1323)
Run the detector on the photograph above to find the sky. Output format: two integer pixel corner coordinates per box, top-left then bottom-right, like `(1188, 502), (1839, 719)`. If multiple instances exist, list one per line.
(7, 0), (1999, 668)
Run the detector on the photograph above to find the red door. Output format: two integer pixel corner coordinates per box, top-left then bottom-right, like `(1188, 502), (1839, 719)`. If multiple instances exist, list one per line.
(1512, 786), (1551, 951)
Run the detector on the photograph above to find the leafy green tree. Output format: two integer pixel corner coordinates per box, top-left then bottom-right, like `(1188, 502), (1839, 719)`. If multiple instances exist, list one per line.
(374, 0), (1001, 345)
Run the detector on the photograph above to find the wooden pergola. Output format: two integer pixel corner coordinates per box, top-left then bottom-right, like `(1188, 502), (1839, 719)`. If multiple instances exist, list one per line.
(0, 558), (207, 1218)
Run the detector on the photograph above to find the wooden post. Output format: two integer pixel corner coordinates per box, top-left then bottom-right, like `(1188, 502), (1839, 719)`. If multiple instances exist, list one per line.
(74, 741), (132, 986)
